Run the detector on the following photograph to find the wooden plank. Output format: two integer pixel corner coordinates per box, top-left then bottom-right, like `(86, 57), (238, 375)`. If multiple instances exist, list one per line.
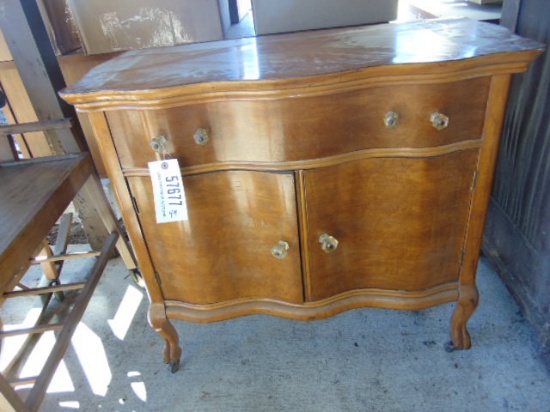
(37, 0), (81, 55)
(24, 232), (118, 412)
(0, 323), (64, 339)
(0, 77), (30, 159)
(38, 212), (70, 283)
(0, 376), (28, 412)
(0, 131), (15, 161)
(76, 174), (137, 271)
(2, 281), (86, 298)
(0, 4), (116, 250)
(37, 241), (58, 283)
(30, 251), (100, 264)
(58, 52), (121, 177)
(0, 118), (72, 136)
(0, 30), (12, 62)
(228, 0), (240, 24)
(0, 68), (52, 158)
(0, 0), (83, 154)
(0, 154), (92, 292)
(501, 0), (521, 31)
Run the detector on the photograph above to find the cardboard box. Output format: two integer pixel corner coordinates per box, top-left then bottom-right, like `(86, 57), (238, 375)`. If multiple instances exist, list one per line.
(0, 0), (81, 61)
(251, 0), (399, 36)
(467, 0), (502, 5)
(39, 0), (82, 55)
(66, 0), (231, 55)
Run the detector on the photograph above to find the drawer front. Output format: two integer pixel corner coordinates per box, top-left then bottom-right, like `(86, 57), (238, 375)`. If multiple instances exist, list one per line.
(127, 170), (303, 304)
(108, 77), (490, 170)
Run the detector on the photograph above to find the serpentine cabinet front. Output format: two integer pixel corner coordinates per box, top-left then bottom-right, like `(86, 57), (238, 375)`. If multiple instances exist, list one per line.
(60, 18), (543, 371)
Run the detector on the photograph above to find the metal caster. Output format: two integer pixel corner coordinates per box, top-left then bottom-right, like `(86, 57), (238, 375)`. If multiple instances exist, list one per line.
(170, 361), (180, 373)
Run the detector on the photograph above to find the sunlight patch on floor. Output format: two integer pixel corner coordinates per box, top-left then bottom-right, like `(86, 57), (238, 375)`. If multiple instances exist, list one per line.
(128, 371), (147, 402)
(0, 307), (43, 372)
(58, 400), (80, 409)
(108, 284), (144, 340)
(71, 323), (112, 396)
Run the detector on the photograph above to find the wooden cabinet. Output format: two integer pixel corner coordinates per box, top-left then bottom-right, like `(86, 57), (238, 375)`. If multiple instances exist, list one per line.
(61, 18), (543, 370)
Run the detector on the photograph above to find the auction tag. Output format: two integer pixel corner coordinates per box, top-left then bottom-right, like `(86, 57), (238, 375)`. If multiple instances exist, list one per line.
(148, 159), (188, 223)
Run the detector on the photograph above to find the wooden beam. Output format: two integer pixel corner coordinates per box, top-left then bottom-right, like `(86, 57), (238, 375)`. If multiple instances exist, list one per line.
(0, 118), (72, 136)
(24, 232), (119, 411)
(0, 66), (50, 158)
(0, 376), (27, 412)
(0, 1), (114, 251)
(57, 52), (121, 177)
(0, 0), (84, 153)
(501, 0), (522, 31)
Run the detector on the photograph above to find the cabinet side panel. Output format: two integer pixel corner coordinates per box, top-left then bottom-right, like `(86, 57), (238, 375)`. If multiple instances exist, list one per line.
(305, 150), (479, 300)
(127, 170), (303, 304)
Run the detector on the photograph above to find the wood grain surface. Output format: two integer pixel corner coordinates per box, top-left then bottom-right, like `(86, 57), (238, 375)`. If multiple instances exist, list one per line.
(127, 170), (303, 304)
(106, 77), (489, 171)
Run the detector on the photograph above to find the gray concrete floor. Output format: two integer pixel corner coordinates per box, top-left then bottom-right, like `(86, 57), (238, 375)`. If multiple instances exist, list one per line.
(2, 248), (549, 412)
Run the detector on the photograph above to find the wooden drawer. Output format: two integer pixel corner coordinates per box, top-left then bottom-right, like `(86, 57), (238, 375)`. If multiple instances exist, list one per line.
(108, 77), (490, 171)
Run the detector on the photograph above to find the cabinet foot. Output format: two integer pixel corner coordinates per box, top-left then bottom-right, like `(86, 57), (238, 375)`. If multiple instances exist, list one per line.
(449, 283), (479, 350)
(149, 303), (183, 372)
(162, 329), (183, 372)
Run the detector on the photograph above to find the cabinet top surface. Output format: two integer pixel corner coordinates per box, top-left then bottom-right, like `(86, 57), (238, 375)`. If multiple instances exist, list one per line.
(62, 18), (543, 102)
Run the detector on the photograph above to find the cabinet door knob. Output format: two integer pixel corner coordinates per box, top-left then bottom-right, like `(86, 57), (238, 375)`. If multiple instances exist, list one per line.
(384, 111), (399, 128)
(193, 128), (210, 145)
(431, 112), (449, 130)
(271, 240), (290, 259)
(319, 233), (339, 253)
(150, 135), (167, 153)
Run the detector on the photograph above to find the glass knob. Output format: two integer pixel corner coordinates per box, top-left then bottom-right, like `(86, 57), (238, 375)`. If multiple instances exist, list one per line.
(431, 112), (449, 130)
(319, 233), (339, 253)
(384, 111), (399, 128)
(193, 128), (210, 145)
(150, 135), (167, 153)
(271, 240), (290, 259)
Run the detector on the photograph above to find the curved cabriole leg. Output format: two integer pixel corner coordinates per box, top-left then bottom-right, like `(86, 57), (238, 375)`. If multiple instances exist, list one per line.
(149, 303), (182, 372)
(447, 283), (479, 352)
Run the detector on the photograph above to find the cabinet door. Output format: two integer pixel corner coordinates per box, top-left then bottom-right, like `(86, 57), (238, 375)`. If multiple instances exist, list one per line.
(127, 170), (303, 304)
(304, 150), (479, 301)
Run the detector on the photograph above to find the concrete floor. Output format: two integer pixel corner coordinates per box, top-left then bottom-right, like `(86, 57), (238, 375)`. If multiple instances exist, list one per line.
(2, 248), (549, 412)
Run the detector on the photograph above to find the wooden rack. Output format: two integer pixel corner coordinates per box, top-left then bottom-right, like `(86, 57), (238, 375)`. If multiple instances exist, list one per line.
(0, 119), (136, 412)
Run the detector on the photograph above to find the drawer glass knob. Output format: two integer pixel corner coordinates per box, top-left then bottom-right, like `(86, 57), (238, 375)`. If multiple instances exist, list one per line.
(194, 128), (210, 145)
(431, 112), (449, 130)
(384, 111), (399, 128)
(150, 135), (167, 153)
(319, 233), (339, 253)
(271, 240), (290, 259)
